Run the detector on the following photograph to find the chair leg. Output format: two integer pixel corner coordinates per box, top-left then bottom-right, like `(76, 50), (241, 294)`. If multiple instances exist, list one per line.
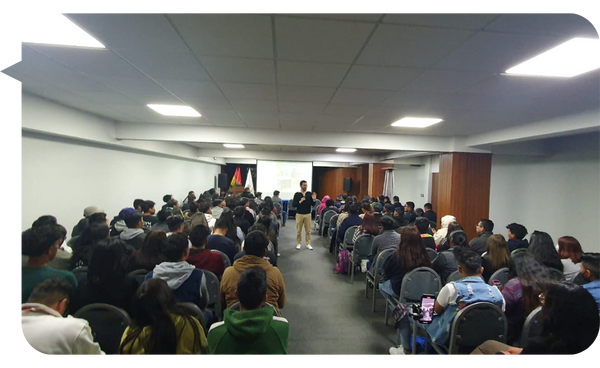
(372, 280), (377, 312)
(384, 295), (389, 326)
(365, 277), (369, 299)
(350, 259), (354, 284)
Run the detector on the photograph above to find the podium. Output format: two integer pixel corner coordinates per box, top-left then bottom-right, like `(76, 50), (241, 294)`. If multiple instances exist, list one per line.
(229, 186), (245, 196)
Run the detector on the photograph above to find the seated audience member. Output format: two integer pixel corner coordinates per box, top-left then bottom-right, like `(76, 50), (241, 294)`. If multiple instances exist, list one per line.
(580, 252), (600, 310)
(187, 225), (225, 278)
(433, 215), (456, 245)
(383, 203), (395, 216)
(254, 192), (263, 205)
(383, 196), (390, 204)
(352, 213), (380, 243)
(208, 214), (239, 264)
(234, 230), (278, 267)
(414, 217), (436, 250)
(402, 201), (417, 224)
(120, 278), (208, 354)
(220, 231), (286, 312)
(407, 249), (505, 354)
(72, 206), (103, 238)
(557, 236), (583, 282)
(336, 202), (350, 227)
(167, 199), (182, 216)
(127, 231), (168, 273)
(141, 200), (158, 229)
(436, 221), (464, 252)
(317, 195), (330, 217)
(208, 267), (289, 354)
(320, 198), (340, 219)
(22, 279), (103, 354)
(181, 191), (196, 212)
(528, 231), (563, 273)
(119, 211), (147, 251)
(379, 227), (431, 355)
(372, 202), (383, 219)
(481, 234), (511, 283)
(392, 196), (403, 210)
(197, 202), (216, 232)
(250, 215), (278, 256)
(271, 190), (287, 227)
(69, 212), (109, 251)
(471, 282), (599, 355)
(238, 197), (256, 225)
(150, 208), (172, 233)
(133, 199), (145, 212)
(336, 203), (363, 251)
(422, 203), (437, 224)
(166, 215), (186, 236)
(187, 201), (209, 230)
(211, 199), (225, 220)
(70, 222), (110, 269)
(110, 207), (135, 237)
(469, 219), (494, 256)
(161, 194), (173, 211)
(414, 208), (424, 217)
(146, 234), (209, 318)
(369, 216), (401, 268)
(359, 202), (372, 219)
(432, 230), (468, 284)
(71, 239), (139, 315)
(233, 206), (252, 235)
(501, 252), (551, 346)
(29, 216), (72, 271)
(22, 224), (77, 303)
(392, 208), (407, 229)
(225, 196), (237, 212)
(505, 223), (529, 252)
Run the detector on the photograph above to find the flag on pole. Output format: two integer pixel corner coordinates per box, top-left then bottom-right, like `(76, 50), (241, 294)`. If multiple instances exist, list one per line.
(245, 168), (254, 194)
(230, 167), (242, 187)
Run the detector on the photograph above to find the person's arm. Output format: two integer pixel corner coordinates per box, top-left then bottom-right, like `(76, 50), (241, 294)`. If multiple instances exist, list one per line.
(371, 237), (380, 257)
(73, 323), (105, 354)
(292, 193), (301, 207)
(434, 283), (454, 315)
(501, 346), (523, 355)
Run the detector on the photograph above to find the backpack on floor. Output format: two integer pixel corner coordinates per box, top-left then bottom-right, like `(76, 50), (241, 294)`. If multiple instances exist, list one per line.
(335, 249), (350, 274)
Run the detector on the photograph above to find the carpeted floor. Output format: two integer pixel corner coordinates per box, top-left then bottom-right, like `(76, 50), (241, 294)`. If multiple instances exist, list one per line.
(276, 218), (396, 354)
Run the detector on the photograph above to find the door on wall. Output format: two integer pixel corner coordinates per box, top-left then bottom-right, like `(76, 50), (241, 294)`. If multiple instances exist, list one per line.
(431, 173), (439, 217)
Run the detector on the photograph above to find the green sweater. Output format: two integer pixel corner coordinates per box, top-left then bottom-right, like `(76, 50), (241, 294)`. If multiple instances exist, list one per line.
(207, 305), (289, 354)
(22, 266), (77, 303)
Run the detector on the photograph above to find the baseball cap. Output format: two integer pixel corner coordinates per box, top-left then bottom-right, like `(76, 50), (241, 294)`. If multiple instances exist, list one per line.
(84, 206), (104, 217)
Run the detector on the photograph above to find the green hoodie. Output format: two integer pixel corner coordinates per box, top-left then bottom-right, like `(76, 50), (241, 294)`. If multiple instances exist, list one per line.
(207, 305), (289, 354)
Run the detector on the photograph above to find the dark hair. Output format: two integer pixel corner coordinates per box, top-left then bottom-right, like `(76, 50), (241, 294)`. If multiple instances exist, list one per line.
(212, 199), (223, 208)
(256, 192), (262, 198)
(424, 203), (432, 210)
(80, 222), (109, 246)
(27, 278), (73, 306)
(361, 202), (372, 212)
(397, 227), (430, 271)
(359, 213), (380, 236)
(393, 196), (399, 202)
(166, 215), (184, 232)
(449, 230), (468, 247)
(163, 194), (173, 203)
(141, 200), (155, 213)
(539, 282), (600, 354)
(380, 216), (395, 231)
(299, 180), (307, 186)
(233, 206), (246, 218)
(197, 201), (210, 214)
(225, 196), (237, 211)
(133, 199), (145, 210)
(405, 201), (415, 210)
(414, 217), (430, 234)
(257, 214), (271, 229)
(457, 249), (482, 275)
(557, 236), (583, 264)
(217, 211), (241, 246)
(446, 222), (464, 245)
(120, 278), (203, 354)
(273, 190), (280, 196)
(238, 197), (249, 207)
(88, 238), (129, 287)
(156, 209), (172, 222)
(88, 212), (107, 225)
(136, 231), (167, 270)
(32, 215), (57, 228)
(326, 199), (334, 207)
(189, 225), (210, 248)
(506, 223), (527, 240)
(507, 252), (551, 314)
(167, 199), (179, 208)
(244, 231), (269, 257)
(384, 203), (394, 213)
(414, 208), (424, 217)
(124, 211), (143, 228)
(188, 201), (198, 214)
(348, 203), (359, 215)
(22, 225), (66, 257)
(383, 196), (390, 203)
(581, 252), (600, 279)
(237, 267), (267, 310)
(479, 219), (494, 232)
(162, 233), (189, 261)
(528, 231), (563, 272)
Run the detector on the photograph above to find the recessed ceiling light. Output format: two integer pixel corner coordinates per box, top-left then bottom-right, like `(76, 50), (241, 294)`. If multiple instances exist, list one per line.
(147, 104), (201, 117)
(223, 144), (245, 149)
(336, 148), (357, 153)
(505, 38), (600, 78)
(22, 14), (105, 48)
(391, 117), (443, 128)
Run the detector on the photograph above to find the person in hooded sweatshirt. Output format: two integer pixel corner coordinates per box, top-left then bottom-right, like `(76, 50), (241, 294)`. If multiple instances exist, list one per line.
(433, 214), (456, 245)
(149, 208), (172, 233)
(187, 201), (209, 231)
(145, 233), (212, 326)
(208, 267), (289, 354)
(506, 223), (529, 252)
(220, 231), (286, 313)
(198, 201), (216, 232)
(119, 211), (148, 252)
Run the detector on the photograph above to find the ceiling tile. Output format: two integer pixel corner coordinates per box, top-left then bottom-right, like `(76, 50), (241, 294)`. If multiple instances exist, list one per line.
(402, 69), (493, 94)
(92, 76), (180, 104)
(208, 116), (247, 127)
(286, 14), (383, 22)
(279, 101), (327, 113)
(324, 104), (374, 116)
(190, 97), (235, 111)
(169, 14), (274, 59)
(277, 85), (336, 103)
(331, 88), (395, 105)
(238, 111), (280, 124)
(461, 74), (563, 96)
(114, 49), (211, 81)
(277, 61), (349, 87)
(364, 105), (406, 118)
(199, 56), (276, 84)
(341, 65), (424, 91)
(229, 98), (279, 112)
(71, 91), (139, 105)
(153, 78), (225, 99)
(276, 17), (375, 63)
(319, 114), (363, 125)
(200, 109), (241, 119)
(217, 82), (277, 101)
(245, 120), (281, 128)
(484, 14), (598, 38)
(383, 14), (499, 30)
(381, 90), (453, 109)
(357, 24), (474, 67)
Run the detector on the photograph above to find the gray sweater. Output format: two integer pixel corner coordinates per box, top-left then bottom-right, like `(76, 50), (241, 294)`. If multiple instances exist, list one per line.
(371, 230), (401, 258)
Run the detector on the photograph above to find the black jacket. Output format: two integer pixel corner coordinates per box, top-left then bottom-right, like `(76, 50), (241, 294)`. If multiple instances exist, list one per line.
(293, 192), (315, 215)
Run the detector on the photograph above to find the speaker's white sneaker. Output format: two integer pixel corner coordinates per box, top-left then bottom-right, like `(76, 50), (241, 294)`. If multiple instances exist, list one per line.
(296, 244), (301, 250)
(306, 244), (313, 250)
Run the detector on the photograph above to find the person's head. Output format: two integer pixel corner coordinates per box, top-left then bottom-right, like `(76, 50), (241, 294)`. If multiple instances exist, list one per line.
(383, 203), (394, 214)
(189, 225), (210, 249)
(507, 251), (551, 313)
(88, 212), (108, 227)
(398, 227), (430, 271)
(446, 221), (463, 235)
(27, 278), (73, 316)
(326, 199), (335, 207)
(414, 208), (424, 217)
(424, 203), (432, 211)
(187, 192), (196, 202)
(378, 194), (385, 203)
(198, 201), (211, 215)
(256, 192), (262, 199)
(166, 215), (185, 233)
(383, 196), (390, 203)
(167, 199), (179, 209)
(414, 217), (430, 235)
(486, 234), (511, 271)
(233, 205), (246, 219)
(538, 282), (599, 354)
(238, 197), (249, 208)
(79, 222), (110, 246)
(361, 202), (372, 214)
(404, 201), (415, 212)
(456, 248), (483, 277)
(476, 219), (494, 233)
(214, 211), (234, 233)
(244, 230), (269, 257)
(189, 201), (199, 214)
(360, 213), (380, 236)
(380, 216), (395, 231)
(156, 209), (172, 223)
(448, 230), (468, 248)
(133, 199), (145, 211)
(506, 222), (528, 240)
(32, 215), (57, 228)
(580, 252), (600, 282)
(235, 267), (268, 311)
(83, 206), (103, 218)
(259, 206), (272, 219)
(372, 202), (383, 213)
(273, 190), (280, 197)
(557, 236), (582, 264)
(119, 207), (136, 221)
(163, 194), (173, 203)
(528, 230), (562, 270)
(300, 180), (307, 191)
(162, 233), (190, 262)
(212, 199), (223, 208)
(88, 238), (129, 286)
(22, 224), (67, 260)
(348, 203), (360, 215)
(141, 200), (156, 215)
(141, 230), (167, 258)
(393, 196), (399, 203)
(124, 211), (144, 229)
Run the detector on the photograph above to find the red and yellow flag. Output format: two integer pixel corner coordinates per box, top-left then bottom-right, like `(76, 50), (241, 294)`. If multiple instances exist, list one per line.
(230, 167), (242, 187)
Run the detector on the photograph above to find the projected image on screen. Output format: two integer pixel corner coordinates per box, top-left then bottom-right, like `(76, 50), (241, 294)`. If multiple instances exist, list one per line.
(256, 160), (313, 201)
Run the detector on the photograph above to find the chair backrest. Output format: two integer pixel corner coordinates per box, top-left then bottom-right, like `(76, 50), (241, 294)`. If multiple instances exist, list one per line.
(227, 302), (281, 316)
(487, 267), (510, 287)
(329, 214), (339, 228)
(373, 248), (395, 275)
(520, 306), (543, 348)
(399, 267), (442, 304)
(511, 248), (527, 257)
(73, 303), (132, 354)
(448, 302), (507, 354)
(177, 302), (207, 333)
(481, 251), (488, 257)
(210, 249), (231, 269)
(322, 210), (336, 225)
(344, 226), (358, 245)
(548, 267), (565, 281)
(273, 202), (282, 214)
(353, 234), (374, 257)
(426, 248), (438, 261)
(127, 269), (149, 286)
(445, 270), (462, 284)
(203, 270), (222, 320)
(288, 199), (297, 211)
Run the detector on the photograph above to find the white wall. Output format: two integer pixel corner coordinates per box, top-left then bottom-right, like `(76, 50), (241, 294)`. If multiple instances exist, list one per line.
(489, 133), (600, 252)
(393, 154), (440, 207)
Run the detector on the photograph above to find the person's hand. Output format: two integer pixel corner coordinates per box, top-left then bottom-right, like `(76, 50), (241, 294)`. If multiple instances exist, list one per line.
(431, 228), (437, 234)
(300, 197), (306, 203)
(501, 346), (523, 355)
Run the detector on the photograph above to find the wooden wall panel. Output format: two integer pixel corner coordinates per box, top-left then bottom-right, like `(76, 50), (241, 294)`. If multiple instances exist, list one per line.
(431, 172), (439, 222)
(371, 163), (388, 197)
(316, 167), (359, 200)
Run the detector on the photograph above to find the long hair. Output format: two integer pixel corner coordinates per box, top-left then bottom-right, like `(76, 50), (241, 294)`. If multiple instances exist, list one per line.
(398, 227), (431, 271)
(71, 223), (109, 268)
(507, 252), (551, 314)
(486, 234), (511, 271)
(87, 238), (129, 287)
(359, 213), (380, 236)
(528, 231), (563, 271)
(557, 236), (582, 264)
(220, 211), (241, 246)
(539, 282), (600, 354)
(119, 278), (204, 354)
(134, 231), (167, 270)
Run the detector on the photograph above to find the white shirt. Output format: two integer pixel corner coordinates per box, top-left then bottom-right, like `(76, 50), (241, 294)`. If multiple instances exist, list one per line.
(561, 258), (581, 282)
(437, 281), (505, 311)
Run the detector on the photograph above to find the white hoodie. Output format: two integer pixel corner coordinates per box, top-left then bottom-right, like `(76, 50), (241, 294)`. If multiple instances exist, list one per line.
(205, 213), (216, 232)
(433, 215), (456, 245)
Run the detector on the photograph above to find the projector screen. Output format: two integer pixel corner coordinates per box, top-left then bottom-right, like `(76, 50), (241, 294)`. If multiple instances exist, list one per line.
(256, 160), (313, 200)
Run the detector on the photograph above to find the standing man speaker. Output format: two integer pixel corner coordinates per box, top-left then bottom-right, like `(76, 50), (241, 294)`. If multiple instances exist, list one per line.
(293, 180), (317, 250)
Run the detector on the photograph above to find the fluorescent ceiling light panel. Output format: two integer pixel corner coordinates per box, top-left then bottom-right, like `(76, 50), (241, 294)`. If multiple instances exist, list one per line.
(22, 14), (105, 48)
(505, 38), (600, 77)
(336, 148), (357, 153)
(223, 144), (245, 149)
(391, 117), (443, 128)
(147, 104), (201, 117)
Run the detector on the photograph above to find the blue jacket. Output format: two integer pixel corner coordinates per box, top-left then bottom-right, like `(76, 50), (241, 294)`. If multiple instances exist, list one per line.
(337, 214), (363, 244)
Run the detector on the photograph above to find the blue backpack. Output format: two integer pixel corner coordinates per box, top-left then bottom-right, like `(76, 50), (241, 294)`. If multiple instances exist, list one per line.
(335, 249), (350, 274)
